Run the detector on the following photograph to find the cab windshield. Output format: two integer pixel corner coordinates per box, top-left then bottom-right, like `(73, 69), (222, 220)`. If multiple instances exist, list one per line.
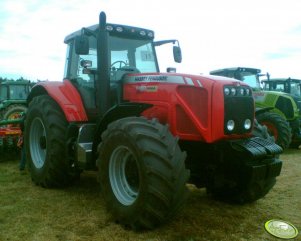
(109, 36), (158, 74)
(240, 73), (259, 89)
(67, 35), (158, 83)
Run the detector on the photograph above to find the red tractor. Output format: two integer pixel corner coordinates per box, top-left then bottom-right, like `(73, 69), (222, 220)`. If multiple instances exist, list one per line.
(25, 12), (282, 230)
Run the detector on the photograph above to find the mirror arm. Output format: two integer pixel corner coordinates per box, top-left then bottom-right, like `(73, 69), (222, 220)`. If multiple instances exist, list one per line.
(154, 39), (177, 47)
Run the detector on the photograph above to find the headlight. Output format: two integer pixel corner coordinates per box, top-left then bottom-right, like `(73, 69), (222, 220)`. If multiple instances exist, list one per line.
(245, 88), (250, 95)
(116, 26), (123, 32)
(244, 119), (252, 130)
(106, 25), (113, 31)
(226, 120), (235, 131)
(148, 32), (154, 38)
(224, 87), (230, 95)
(231, 88), (236, 95)
(239, 88), (245, 95)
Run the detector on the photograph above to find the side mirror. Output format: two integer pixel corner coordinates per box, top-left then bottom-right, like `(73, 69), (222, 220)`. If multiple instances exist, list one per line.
(167, 67), (176, 73)
(75, 35), (89, 55)
(173, 46), (182, 63)
(80, 59), (92, 68)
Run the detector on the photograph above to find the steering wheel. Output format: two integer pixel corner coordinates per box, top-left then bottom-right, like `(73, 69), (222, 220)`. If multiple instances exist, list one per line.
(111, 60), (127, 70)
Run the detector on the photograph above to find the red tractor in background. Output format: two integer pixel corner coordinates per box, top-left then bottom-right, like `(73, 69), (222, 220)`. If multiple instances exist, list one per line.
(25, 12), (282, 230)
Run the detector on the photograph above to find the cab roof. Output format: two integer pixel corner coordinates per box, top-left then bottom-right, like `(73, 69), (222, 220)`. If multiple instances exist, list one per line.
(64, 23), (154, 43)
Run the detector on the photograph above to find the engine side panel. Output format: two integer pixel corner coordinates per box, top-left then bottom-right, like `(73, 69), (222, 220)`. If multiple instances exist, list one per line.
(123, 73), (254, 143)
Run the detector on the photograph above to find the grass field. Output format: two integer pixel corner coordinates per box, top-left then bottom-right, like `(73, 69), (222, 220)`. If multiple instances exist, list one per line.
(0, 150), (300, 241)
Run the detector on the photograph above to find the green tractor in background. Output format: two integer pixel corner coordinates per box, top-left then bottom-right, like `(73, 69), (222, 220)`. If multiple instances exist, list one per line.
(0, 80), (32, 153)
(210, 67), (299, 149)
(261, 77), (301, 148)
(0, 80), (32, 119)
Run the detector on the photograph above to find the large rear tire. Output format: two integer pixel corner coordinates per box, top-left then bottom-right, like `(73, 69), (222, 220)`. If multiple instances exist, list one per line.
(97, 117), (189, 230)
(256, 112), (291, 149)
(25, 95), (75, 187)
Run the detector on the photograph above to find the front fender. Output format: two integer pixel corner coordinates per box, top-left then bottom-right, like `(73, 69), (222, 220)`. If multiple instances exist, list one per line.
(27, 80), (88, 122)
(255, 107), (274, 116)
(92, 102), (152, 156)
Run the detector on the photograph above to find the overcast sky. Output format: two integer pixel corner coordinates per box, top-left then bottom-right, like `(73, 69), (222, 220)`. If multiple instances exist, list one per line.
(1, 0), (301, 81)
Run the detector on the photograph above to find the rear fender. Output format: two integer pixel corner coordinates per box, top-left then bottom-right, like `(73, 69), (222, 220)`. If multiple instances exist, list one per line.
(27, 79), (88, 122)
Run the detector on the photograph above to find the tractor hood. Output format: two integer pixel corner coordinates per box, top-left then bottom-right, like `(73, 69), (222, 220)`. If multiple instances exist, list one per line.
(123, 72), (254, 143)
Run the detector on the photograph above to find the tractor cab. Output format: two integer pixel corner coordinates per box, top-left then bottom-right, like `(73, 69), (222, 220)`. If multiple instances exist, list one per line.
(0, 80), (32, 120)
(63, 19), (181, 120)
(210, 67), (264, 90)
(0, 80), (32, 103)
(261, 77), (301, 122)
(261, 78), (301, 97)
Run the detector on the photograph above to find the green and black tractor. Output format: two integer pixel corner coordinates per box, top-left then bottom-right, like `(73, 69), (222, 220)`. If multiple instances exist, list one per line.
(0, 80), (32, 153)
(210, 67), (299, 149)
(261, 77), (301, 147)
(0, 80), (32, 120)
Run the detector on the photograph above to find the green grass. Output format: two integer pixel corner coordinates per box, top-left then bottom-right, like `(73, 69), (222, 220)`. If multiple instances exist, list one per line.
(0, 150), (300, 241)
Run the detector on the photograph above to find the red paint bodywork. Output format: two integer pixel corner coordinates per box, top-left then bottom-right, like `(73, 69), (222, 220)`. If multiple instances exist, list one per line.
(123, 73), (254, 143)
(35, 80), (88, 122)
(34, 74), (253, 143)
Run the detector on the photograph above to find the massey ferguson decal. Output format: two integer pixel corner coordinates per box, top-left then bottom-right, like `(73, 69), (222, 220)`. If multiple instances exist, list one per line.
(135, 76), (167, 82)
(124, 75), (185, 84)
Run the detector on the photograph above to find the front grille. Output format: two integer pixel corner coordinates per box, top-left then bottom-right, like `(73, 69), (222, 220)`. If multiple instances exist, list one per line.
(224, 85), (254, 135)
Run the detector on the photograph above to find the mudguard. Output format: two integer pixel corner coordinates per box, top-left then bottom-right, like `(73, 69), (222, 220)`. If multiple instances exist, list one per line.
(27, 79), (88, 122)
(255, 107), (274, 117)
(92, 102), (152, 156)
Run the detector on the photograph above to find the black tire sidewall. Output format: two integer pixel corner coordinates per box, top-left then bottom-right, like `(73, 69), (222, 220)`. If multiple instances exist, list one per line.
(99, 129), (147, 222)
(25, 101), (50, 179)
(25, 95), (69, 186)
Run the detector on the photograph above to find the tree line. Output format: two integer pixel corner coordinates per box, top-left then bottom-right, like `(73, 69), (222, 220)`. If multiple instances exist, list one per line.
(0, 77), (33, 83)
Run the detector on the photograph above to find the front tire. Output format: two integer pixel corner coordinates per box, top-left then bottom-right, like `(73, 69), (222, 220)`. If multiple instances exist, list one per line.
(256, 112), (291, 149)
(25, 95), (74, 187)
(97, 117), (189, 230)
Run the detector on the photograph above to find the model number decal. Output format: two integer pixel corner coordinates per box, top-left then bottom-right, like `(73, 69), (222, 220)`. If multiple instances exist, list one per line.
(136, 85), (158, 92)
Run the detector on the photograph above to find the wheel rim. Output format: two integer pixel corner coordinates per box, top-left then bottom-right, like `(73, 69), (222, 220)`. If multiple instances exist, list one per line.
(109, 146), (140, 206)
(29, 117), (47, 169)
